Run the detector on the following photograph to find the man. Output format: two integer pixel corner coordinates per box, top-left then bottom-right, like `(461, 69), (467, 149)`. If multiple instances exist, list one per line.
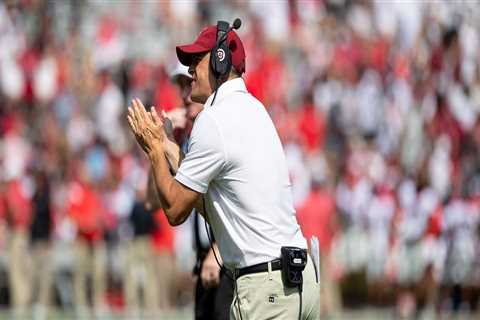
(127, 22), (320, 319)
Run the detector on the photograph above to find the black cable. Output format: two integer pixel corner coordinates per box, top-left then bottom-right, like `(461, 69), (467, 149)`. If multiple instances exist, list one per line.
(298, 283), (303, 320)
(202, 197), (226, 275)
(210, 88), (219, 106)
(210, 73), (223, 106)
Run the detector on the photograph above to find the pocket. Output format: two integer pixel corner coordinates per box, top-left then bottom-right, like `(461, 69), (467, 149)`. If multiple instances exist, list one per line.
(236, 271), (283, 310)
(231, 289), (248, 320)
(237, 272), (271, 290)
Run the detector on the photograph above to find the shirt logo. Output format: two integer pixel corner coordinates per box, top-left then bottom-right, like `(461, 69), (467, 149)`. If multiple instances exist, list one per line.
(268, 295), (275, 303)
(217, 48), (225, 62)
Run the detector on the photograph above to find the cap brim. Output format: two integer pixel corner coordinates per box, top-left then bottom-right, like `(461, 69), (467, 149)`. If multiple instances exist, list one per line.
(176, 43), (210, 67)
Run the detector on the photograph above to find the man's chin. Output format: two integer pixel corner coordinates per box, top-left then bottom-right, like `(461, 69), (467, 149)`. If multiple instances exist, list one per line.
(191, 93), (207, 104)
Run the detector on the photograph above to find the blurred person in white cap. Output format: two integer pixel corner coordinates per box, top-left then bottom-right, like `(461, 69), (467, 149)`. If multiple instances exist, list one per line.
(127, 19), (320, 320)
(150, 63), (234, 319)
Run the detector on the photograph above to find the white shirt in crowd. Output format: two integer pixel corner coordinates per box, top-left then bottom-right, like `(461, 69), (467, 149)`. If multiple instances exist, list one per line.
(175, 78), (307, 269)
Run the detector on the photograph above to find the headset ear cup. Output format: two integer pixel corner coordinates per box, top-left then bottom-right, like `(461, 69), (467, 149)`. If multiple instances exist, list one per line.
(211, 43), (231, 77)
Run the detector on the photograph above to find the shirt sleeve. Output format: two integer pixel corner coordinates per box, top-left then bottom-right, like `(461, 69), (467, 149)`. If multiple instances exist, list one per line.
(175, 111), (226, 194)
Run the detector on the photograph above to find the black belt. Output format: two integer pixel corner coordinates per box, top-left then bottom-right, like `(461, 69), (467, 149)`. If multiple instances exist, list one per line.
(235, 259), (282, 279)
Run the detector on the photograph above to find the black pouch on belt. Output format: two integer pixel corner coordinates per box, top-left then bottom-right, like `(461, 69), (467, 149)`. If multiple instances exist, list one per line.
(280, 246), (307, 288)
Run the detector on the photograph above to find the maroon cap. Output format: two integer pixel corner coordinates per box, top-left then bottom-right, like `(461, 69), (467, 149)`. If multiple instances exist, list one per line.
(176, 26), (246, 74)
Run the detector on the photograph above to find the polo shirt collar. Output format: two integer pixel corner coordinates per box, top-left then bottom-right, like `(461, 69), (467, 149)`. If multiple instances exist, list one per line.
(205, 77), (247, 107)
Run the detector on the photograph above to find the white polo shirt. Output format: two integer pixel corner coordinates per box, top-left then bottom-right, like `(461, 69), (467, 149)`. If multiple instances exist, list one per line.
(175, 78), (307, 269)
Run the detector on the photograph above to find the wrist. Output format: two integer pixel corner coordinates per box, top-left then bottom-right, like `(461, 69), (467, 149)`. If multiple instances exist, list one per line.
(148, 144), (164, 162)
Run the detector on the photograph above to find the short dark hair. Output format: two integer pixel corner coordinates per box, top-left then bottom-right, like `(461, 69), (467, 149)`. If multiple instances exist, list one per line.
(230, 67), (242, 78)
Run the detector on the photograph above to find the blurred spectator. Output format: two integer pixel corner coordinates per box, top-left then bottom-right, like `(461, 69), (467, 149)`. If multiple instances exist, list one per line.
(124, 183), (158, 317)
(67, 163), (107, 315)
(5, 177), (32, 317)
(94, 70), (126, 155)
(151, 210), (175, 311)
(29, 169), (53, 319)
(297, 169), (341, 317)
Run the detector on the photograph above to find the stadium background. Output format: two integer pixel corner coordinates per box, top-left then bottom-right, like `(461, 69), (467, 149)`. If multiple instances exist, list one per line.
(0, 0), (480, 319)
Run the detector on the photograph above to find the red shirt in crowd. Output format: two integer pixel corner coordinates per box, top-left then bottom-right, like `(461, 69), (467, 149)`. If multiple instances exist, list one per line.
(155, 78), (181, 112)
(67, 181), (104, 243)
(297, 103), (325, 152)
(426, 205), (443, 238)
(5, 179), (32, 230)
(151, 209), (175, 255)
(296, 187), (336, 254)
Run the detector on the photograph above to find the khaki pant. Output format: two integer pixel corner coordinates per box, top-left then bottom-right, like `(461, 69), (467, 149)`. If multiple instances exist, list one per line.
(230, 256), (320, 320)
(319, 253), (341, 315)
(8, 229), (30, 312)
(156, 251), (176, 310)
(31, 241), (53, 308)
(73, 239), (107, 310)
(124, 237), (158, 314)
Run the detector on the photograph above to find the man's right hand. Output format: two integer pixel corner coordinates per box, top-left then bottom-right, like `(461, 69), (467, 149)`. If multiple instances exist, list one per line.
(200, 245), (222, 289)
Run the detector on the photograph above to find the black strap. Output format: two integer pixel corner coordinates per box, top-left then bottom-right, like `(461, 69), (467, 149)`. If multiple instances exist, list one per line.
(194, 210), (214, 254)
(193, 210), (202, 252)
(235, 259), (282, 279)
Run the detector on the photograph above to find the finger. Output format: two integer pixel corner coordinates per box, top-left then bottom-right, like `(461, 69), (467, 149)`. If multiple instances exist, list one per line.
(150, 107), (162, 125)
(128, 106), (134, 117)
(127, 115), (136, 132)
(136, 98), (151, 124)
(133, 98), (147, 126)
(128, 107), (138, 125)
(148, 107), (156, 124)
(131, 99), (142, 124)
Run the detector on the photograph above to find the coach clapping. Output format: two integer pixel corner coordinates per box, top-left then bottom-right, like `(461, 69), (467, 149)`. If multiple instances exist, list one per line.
(127, 19), (320, 320)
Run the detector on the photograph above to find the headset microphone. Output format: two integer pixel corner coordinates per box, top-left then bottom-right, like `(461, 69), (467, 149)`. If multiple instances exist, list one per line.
(232, 18), (241, 30)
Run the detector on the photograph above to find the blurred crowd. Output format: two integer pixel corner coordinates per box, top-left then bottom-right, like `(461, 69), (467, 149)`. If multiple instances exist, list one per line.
(0, 0), (480, 319)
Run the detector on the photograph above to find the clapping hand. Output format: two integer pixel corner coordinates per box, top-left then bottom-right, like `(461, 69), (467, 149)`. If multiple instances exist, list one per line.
(127, 98), (167, 156)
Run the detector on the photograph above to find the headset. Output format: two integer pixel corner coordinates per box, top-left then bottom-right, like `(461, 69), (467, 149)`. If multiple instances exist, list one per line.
(209, 18), (241, 106)
(210, 18), (242, 79)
